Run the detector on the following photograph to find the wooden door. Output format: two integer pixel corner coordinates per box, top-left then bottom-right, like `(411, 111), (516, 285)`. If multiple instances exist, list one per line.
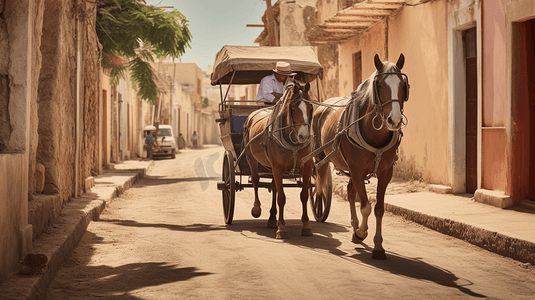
(466, 57), (478, 193)
(464, 28), (478, 194)
(527, 20), (535, 200)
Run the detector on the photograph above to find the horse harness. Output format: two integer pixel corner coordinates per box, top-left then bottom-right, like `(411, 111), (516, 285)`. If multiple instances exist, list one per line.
(335, 97), (402, 180)
(304, 70), (409, 180)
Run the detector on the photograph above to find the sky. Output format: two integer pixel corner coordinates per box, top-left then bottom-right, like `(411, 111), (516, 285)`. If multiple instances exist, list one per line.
(145, 0), (267, 72)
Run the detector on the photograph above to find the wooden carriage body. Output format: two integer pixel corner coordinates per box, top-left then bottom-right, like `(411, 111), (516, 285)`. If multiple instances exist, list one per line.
(211, 45), (330, 224)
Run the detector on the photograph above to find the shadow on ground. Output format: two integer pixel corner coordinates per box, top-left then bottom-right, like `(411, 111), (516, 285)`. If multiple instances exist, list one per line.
(349, 243), (487, 298)
(46, 231), (212, 300)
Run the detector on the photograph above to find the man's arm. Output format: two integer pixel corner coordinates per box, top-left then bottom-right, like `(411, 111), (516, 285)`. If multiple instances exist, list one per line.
(256, 75), (276, 102)
(271, 92), (283, 100)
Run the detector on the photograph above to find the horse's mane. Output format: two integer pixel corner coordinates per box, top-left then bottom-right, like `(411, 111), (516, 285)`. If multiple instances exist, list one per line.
(350, 61), (399, 110)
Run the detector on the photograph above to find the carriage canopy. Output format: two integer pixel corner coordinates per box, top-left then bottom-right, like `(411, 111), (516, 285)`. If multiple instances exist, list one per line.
(210, 45), (323, 85)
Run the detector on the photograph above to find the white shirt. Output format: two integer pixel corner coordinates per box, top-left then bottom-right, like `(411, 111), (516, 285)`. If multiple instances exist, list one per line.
(256, 74), (286, 102)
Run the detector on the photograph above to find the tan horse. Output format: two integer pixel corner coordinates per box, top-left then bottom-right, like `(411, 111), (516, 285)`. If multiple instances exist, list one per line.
(243, 82), (314, 239)
(311, 54), (409, 259)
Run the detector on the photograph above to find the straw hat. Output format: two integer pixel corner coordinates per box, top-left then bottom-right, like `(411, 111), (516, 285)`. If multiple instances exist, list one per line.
(273, 61), (296, 76)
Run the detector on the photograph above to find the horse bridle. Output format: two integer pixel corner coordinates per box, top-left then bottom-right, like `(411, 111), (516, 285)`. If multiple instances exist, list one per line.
(372, 71), (410, 130)
(286, 90), (313, 144)
(271, 84), (312, 145)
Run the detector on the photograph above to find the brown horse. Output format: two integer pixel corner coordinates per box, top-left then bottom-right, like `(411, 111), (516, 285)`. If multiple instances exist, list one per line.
(243, 82), (315, 239)
(311, 54), (409, 259)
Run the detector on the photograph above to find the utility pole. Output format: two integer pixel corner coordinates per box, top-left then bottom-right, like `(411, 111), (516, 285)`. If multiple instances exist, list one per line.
(265, 0), (277, 46)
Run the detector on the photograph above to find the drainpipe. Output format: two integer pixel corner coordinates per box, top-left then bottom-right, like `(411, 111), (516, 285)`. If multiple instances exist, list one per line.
(266, 0), (277, 46)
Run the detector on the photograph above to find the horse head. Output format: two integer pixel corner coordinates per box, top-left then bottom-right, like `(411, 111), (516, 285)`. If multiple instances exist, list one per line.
(372, 53), (409, 131)
(286, 82), (313, 144)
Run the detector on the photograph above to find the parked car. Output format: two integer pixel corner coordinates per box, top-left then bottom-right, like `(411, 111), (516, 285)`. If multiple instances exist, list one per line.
(142, 125), (177, 159)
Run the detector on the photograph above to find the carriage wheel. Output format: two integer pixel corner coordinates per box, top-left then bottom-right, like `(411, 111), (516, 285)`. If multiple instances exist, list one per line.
(222, 150), (236, 224)
(309, 165), (332, 222)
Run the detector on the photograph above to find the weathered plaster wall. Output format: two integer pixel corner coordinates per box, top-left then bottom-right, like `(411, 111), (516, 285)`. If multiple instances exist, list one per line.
(0, 154), (28, 278)
(280, 1), (316, 46)
(81, 1), (100, 185)
(483, 0), (508, 128)
(0, 0), (35, 278)
(315, 0), (340, 24)
(389, 1), (450, 184)
(29, 0), (44, 197)
(0, 0), (9, 151)
(317, 44), (339, 99)
(101, 71), (112, 167)
(37, 0), (77, 200)
(479, 0), (509, 192)
(338, 22), (386, 97)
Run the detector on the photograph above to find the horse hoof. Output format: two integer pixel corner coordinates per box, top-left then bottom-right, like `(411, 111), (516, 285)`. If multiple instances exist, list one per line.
(351, 232), (367, 244)
(251, 207), (261, 218)
(301, 228), (313, 236)
(372, 250), (387, 260)
(267, 219), (277, 228)
(276, 231), (288, 239)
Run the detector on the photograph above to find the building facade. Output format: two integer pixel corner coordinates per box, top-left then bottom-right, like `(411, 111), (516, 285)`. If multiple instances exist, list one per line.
(307, 0), (534, 207)
(0, 0), (101, 278)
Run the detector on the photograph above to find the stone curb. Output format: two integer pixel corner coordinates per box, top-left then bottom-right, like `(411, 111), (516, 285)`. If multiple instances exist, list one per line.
(333, 180), (535, 265)
(384, 203), (535, 265)
(0, 168), (148, 300)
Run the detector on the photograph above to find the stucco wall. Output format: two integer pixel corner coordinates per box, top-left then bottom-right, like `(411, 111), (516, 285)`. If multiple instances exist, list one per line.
(101, 71), (113, 167)
(37, 0), (77, 199)
(0, 2), (10, 151)
(483, 0), (508, 127)
(28, 0), (44, 197)
(280, 1), (316, 46)
(338, 22), (386, 97)
(317, 44), (339, 99)
(480, 0), (509, 192)
(81, 1), (100, 184)
(0, 154), (28, 278)
(389, 1), (450, 184)
(0, 0), (35, 278)
(316, 0), (340, 24)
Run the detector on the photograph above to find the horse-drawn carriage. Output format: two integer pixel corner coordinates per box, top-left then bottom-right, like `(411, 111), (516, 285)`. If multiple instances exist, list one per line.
(212, 45), (411, 259)
(211, 46), (332, 232)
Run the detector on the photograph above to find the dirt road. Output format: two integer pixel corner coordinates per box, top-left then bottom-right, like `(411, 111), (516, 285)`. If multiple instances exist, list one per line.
(45, 145), (535, 299)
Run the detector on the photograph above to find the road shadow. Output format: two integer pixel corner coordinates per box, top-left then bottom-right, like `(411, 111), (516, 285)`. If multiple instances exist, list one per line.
(227, 218), (350, 256)
(100, 218), (226, 233)
(47, 231), (212, 300)
(134, 175), (219, 187)
(349, 243), (486, 298)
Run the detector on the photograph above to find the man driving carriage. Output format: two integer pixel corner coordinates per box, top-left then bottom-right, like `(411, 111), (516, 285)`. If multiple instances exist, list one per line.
(256, 61), (296, 103)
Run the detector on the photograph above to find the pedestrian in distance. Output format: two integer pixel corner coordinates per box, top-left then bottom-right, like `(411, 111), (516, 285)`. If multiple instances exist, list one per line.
(256, 61), (296, 104)
(192, 131), (199, 148)
(145, 132), (158, 159)
(178, 133), (186, 150)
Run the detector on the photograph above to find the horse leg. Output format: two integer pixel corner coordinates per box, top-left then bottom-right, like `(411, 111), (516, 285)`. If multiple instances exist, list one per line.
(349, 175), (371, 243)
(267, 178), (278, 228)
(372, 167), (393, 260)
(300, 161), (313, 236)
(248, 156), (262, 218)
(347, 179), (362, 243)
(272, 166), (288, 239)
